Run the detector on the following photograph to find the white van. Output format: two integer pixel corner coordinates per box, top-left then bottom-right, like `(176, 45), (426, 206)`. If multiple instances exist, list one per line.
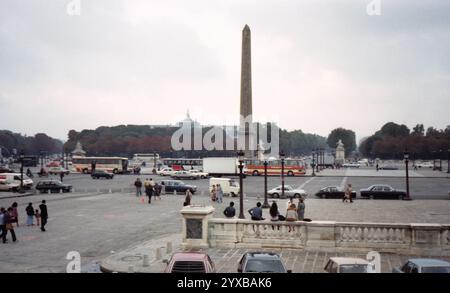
(0, 173), (33, 189)
(210, 177), (240, 197)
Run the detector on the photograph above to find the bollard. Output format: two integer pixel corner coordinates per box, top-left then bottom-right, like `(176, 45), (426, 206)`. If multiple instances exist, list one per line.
(60, 189), (63, 194)
(143, 254), (150, 267)
(48, 189), (51, 195)
(109, 189), (112, 194)
(128, 265), (134, 273)
(166, 241), (172, 254)
(174, 190), (177, 196)
(155, 247), (162, 261)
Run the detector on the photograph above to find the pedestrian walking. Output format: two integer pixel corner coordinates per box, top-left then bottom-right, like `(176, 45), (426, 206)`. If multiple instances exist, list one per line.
(297, 197), (305, 221)
(25, 203), (35, 226)
(154, 182), (162, 201)
(35, 209), (41, 227)
(0, 207), (7, 243)
(343, 184), (353, 203)
(184, 189), (192, 207)
(4, 208), (17, 242)
(223, 202), (236, 218)
(216, 184), (223, 204)
(210, 185), (217, 202)
(39, 200), (48, 232)
(60, 172), (64, 182)
(134, 178), (143, 197)
(145, 183), (154, 204)
(11, 202), (19, 227)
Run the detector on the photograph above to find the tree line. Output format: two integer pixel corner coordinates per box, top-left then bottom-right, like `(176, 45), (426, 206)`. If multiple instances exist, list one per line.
(359, 122), (450, 159)
(0, 130), (63, 157)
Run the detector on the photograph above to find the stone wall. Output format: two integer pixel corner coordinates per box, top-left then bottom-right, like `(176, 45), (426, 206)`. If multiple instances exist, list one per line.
(206, 219), (450, 256)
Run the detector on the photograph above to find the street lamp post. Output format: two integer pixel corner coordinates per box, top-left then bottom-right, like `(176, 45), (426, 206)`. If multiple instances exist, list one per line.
(447, 149), (450, 174)
(237, 151), (245, 219)
(311, 150), (316, 177)
(404, 151), (411, 200)
(432, 151), (436, 170)
(20, 151), (24, 193)
(439, 150), (443, 171)
(280, 152), (286, 198)
(315, 148), (320, 173)
(262, 161), (269, 208)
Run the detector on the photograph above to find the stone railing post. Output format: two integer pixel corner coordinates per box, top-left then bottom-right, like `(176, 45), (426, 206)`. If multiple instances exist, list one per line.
(180, 206), (215, 249)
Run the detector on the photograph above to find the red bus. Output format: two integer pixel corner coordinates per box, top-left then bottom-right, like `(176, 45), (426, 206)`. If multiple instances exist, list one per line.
(245, 159), (306, 177)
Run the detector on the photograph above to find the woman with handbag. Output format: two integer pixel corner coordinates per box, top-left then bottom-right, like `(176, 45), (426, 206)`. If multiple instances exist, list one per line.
(4, 208), (17, 243)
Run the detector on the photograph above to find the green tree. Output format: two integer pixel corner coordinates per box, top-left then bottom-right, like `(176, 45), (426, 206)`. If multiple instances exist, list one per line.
(327, 128), (356, 156)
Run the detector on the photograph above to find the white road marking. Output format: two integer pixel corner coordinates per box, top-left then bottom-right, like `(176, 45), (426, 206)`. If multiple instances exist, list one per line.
(299, 177), (316, 189)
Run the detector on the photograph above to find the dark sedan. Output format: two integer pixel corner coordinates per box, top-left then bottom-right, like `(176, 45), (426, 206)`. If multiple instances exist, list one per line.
(160, 180), (197, 194)
(35, 180), (72, 193)
(91, 170), (114, 179)
(315, 186), (357, 199)
(360, 185), (406, 200)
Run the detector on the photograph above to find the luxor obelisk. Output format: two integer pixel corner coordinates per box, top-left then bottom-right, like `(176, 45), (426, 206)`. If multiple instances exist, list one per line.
(239, 24), (255, 158)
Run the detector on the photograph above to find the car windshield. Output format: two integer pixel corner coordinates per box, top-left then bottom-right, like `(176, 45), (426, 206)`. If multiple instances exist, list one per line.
(421, 266), (450, 273)
(339, 264), (368, 273)
(244, 259), (285, 273)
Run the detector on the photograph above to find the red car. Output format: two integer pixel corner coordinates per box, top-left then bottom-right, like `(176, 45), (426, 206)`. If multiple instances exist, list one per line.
(164, 252), (215, 273)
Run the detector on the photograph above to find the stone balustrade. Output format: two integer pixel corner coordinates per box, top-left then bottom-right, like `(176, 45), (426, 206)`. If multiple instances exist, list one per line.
(204, 218), (450, 256)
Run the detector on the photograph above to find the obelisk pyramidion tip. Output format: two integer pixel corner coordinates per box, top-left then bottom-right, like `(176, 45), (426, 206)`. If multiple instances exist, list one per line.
(243, 24), (250, 31)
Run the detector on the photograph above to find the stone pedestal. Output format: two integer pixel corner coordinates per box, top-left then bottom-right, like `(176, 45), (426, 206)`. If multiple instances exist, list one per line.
(181, 206), (215, 249)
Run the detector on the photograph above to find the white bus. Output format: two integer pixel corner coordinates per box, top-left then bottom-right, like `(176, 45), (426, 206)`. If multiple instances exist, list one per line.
(161, 158), (203, 171)
(132, 153), (161, 168)
(72, 156), (129, 174)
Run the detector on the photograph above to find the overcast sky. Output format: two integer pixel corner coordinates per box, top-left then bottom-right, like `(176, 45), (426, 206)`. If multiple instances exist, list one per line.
(1, 0), (449, 142)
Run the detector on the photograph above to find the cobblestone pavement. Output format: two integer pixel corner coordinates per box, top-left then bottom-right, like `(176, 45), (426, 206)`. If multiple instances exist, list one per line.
(1, 190), (449, 272)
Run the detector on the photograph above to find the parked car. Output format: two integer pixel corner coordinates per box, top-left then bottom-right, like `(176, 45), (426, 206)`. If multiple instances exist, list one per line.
(164, 252), (215, 273)
(378, 165), (399, 170)
(160, 180), (197, 194)
(35, 180), (72, 193)
(157, 167), (175, 176)
(48, 166), (70, 175)
(0, 180), (20, 192)
(238, 252), (291, 273)
(171, 170), (199, 180)
(324, 257), (370, 273)
(0, 166), (15, 173)
(91, 170), (114, 179)
(0, 173), (33, 189)
(268, 185), (307, 199)
(188, 169), (209, 179)
(413, 162), (434, 169)
(209, 177), (240, 197)
(360, 185), (407, 200)
(393, 259), (450, 273)
(315, 186), (357, 199)
(342, 163), (361, 168)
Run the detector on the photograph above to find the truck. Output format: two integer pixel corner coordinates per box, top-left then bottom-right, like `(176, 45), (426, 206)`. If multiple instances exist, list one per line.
(202, 157), (245, 177)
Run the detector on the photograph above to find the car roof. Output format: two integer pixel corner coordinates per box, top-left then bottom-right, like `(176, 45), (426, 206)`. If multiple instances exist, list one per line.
(329, 257), (369, 265)
(171, 252), (208, 262)
(408, 259), (450, 267)
(244, 252), (282, 260)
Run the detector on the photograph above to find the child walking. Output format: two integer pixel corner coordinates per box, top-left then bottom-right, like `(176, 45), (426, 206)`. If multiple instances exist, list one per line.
(35, 209), (41, 227)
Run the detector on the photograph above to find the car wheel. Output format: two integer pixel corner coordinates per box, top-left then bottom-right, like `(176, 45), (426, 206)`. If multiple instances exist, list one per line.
(83, 169), (89, 174)
(201, 175), (205, 179)
(273, 193), (279, 198)
(252, 170), (259, 176)
(369, 195), (374, 200)
(399, 195), (403, 200)
(287, 171), (294, 177)
(294, 193), (300, 198)
(322, 194), (326, 199)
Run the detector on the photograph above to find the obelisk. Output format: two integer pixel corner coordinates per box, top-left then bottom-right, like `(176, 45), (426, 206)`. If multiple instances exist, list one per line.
(239, 24), (254, 158)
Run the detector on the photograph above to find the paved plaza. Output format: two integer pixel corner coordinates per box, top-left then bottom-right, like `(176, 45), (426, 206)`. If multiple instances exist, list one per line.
(1, 178), (450, 272)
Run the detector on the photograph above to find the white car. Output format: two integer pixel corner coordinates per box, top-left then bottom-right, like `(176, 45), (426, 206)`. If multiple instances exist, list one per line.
(324, 257), (371, 273)
(0, 180), (20, 192)
(414, 162), (434, 168)
(48, 166), (70, 175)
(0, 173), (33, 189)
(188, 170), (209, 179)
(268, 185), (307, 198)
(157, 168), (175, 176)
(342, 163), (361, 168)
